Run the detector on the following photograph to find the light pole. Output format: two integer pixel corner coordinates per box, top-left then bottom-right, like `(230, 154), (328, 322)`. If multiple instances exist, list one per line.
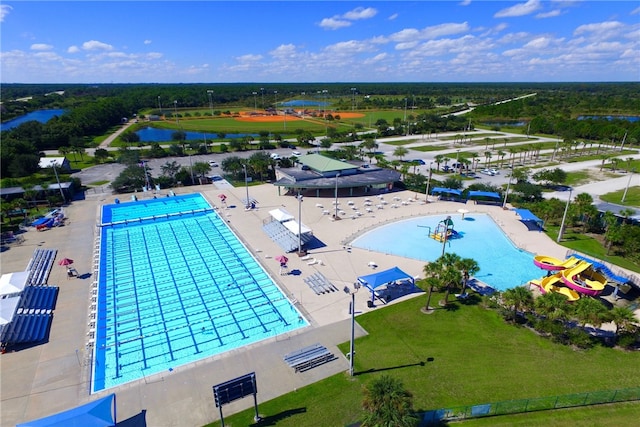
(252, 91), (257, 114)
(503, 172), (513, 208)
(207, 90), (214, 117)
(334, 173), (341, 220)
(274, 90), (278, 114)
(425, 162), (433, 201)
(260, 87), (264, 109)
(557, 187), (573, 243)
(350, 87), (357, 111)
(456, 149), (461, 175)
(621, 169), (636, 203)
(300, 92), (305, 118)
(297, 190), (304, 256)
(189, 154), (195, 184)
(173, 100), (179, 124)
(243, 164), (250, 210)
(344, 282), (360, 377)
(157, 96), (162, 116)
(50, 160), (66, 203)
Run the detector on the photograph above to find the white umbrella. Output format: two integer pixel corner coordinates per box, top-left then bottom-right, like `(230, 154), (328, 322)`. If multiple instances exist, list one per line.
(0, 295), (21, 325)
(457, 208), (469, 219)
(0, 271), (29, 297)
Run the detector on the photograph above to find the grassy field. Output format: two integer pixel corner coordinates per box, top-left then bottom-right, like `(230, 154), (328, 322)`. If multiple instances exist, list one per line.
(206, 294), (640, 426)
(599, 186), (640, 207)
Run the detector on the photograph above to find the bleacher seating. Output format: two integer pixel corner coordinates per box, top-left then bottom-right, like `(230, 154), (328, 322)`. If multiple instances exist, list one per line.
(18, 286), (59, 311)
(283, 343), (336, 373)
(0, 312), (53, 344)
(303, 272), (338, 295)
(26, 248), (58, 285)
(262, 220), (313, 253)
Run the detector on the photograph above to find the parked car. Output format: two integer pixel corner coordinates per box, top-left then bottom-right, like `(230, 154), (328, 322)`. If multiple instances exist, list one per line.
(270, 153), (281, 160)
(481, 168), (495, 176)
(291, 151), (302, 156)
(442, 165), (453, 172)
(489, 168), (500, 175)
(413, 159), (426, 165)
(208, 160), (219, 167)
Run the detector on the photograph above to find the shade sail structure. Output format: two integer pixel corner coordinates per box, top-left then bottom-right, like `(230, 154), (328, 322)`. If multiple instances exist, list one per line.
(430, 187), (462, 196)
(514, 208), (544, 229)
(358, 266), (415, 302)
(16, 393), (116, 427)
(268, 208), (294, 223)
(282, 220), (312, 236)
(0, 295), (21, 325)
(467, 190), (501, 200)
(0, 271), (29, 296)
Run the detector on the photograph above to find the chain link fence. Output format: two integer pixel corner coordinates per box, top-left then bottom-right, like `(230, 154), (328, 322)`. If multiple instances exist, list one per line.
(421, 386), (640, 425)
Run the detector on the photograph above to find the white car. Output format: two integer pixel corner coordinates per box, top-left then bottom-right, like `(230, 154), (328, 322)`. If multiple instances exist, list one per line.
(481, 168), (495, 176)
(291, 151), (302, 156)
(208, 160), (219, 167)
(489, 168), (500, 175)
(270, 153), (281, 160)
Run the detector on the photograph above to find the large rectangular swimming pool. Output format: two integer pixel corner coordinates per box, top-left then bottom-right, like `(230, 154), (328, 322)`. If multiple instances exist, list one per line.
(92, 193), (307, 392)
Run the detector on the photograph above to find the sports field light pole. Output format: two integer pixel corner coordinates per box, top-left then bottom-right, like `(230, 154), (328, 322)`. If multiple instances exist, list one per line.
(260, 87), (264, 109)
(173, 100), (179, 124)
(334, 173), (341, 220)
(252, 91), (257, 114)
(344, 282), (360, 376)
(50, 159), (66, 203)
(157, 96), (162, 116)
(350, 87), (357, 111)
(274, 90), (278, 115)
(425, 162), (433, 202)
(207, 90), (214, 116)
(557, 187), (573, 243)
(243, 164), (250, 210)
(297, 190), (304, 256)
(621, 169), (636, 203)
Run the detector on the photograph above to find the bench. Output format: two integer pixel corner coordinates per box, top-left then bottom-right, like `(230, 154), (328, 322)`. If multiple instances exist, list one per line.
(284, 343), (336, 373)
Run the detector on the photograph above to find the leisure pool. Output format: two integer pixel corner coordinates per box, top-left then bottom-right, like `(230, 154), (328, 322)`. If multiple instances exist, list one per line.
(350, 213), (542, 291)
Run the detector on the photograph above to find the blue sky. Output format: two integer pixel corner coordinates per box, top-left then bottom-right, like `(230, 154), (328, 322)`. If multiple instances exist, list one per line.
(1, 1), (639, 83)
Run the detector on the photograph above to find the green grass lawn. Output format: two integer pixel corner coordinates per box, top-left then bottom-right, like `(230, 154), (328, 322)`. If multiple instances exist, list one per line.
(599, 186), (640, 208)
(206, 295), (640, 426)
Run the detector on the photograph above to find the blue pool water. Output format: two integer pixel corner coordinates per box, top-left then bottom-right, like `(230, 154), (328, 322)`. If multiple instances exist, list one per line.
(350, 214), (542, 291)
(93, 193), (307, 392)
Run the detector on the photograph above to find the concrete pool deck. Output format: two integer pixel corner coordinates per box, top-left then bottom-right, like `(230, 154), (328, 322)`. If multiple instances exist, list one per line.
(1, 182), (577, 426)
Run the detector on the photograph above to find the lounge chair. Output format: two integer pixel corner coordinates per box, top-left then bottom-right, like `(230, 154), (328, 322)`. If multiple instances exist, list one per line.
(307, 258), (318, 265)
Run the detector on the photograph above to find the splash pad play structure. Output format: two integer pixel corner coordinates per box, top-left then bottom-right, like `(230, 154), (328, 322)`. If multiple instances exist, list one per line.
(429, 216), (459, 242)
(532, 255), (607, 297)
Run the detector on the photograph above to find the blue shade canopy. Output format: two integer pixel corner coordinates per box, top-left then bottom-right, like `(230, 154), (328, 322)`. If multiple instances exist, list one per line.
(514, 208), (544, 229)
(357, 266), (414, 290)
(467, 191), (501, 200)
(430, 187), (462, 196)
(17, 394), (115, 427)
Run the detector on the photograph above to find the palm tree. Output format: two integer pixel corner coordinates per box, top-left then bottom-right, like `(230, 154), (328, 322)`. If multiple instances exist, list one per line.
(393, 146), (409, 161)
(608, 306), (637, 337)
(572, 297), (607, 329)
(501, 286), (533, 322)
(484, 151), (492, 168)
(361, 375), (418, 427)
(497, 150), (506, 168)
(534, 292), (571, 322)
(434, 154), (444, 171)
(458, 257), (479, 295)
(470, 152), (480, 172)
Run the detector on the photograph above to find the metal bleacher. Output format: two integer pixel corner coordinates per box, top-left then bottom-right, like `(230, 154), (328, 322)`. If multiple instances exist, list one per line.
(18, 286), (59, 311)
(262, 219), (313, 253)
(303, 272), (338, 295)
(26, 248), (58, 286)
(0, 312), (53, 345)
(283, 343), (337, 373)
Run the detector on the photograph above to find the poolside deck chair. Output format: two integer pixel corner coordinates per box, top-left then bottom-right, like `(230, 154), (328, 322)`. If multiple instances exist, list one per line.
(307, 258), (318, 265)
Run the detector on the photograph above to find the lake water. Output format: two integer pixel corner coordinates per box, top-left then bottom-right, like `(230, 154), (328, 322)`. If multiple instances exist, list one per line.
(577, 115), (639, 122)
(135, 127), (258, 142)
(1, 109), (66, 131)
(280, 99), (330, 107)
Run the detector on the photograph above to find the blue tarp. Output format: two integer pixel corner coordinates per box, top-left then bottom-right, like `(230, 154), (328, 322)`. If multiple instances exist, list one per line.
(467, 190), (501, 200)
(17, 394), (115, 427)
(431, 187), (462, 196)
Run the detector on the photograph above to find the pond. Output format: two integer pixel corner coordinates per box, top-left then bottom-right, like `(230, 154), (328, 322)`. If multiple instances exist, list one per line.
(1, 109), (66, 131)
(577, 115), (639, 122)
(280, 99), (330, 107)
(135, 127), (258, 142)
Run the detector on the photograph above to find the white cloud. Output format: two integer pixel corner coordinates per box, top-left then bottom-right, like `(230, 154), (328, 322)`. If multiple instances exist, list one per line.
(574, 21), (624, 40)
(82, 40), (114, 51)
(631, 6), (640, 15)
(319, 17), (351, 30)
(324, 40), (375, 55)
(460, 0), (472, 6)
(144, 40), (152, 45)
(524, 37), (551, 49)
(67, 45), (80, 54)
(343, 7), (377, 20)
(236, 53), (263, 63)
(31, 43), (54, 51)
(363, 53), (388, 65)
(389, 22), (469, 44)
(494, 0), (541, 18)
(388, 13), (398, 21)
(0, 4), (12, 22)
(536, 10), (562, 19)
